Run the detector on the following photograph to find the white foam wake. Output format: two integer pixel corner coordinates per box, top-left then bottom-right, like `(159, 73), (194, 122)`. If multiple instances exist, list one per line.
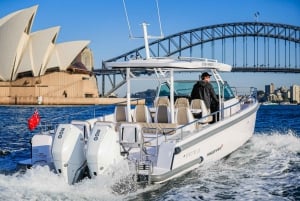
(144, 131), (300, 201)
(0, 160), (134, 201)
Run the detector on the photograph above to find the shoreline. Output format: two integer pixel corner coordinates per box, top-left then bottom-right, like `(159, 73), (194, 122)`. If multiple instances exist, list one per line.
(0, 97), (145, 106)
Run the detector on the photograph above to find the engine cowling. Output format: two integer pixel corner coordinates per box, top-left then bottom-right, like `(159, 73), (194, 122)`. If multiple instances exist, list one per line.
(86, 122), (124, 178)
(52, 124), (86, 184)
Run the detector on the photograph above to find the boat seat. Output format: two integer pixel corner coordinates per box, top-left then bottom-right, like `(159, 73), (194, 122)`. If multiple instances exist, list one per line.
(190, 99), (202, 118)
(154, 96), (170, 107)
(175, 107), (194, 125)
(191, 99), (201, 110)
(198, 99), (213, 124)
(154, 104), (171, 123)
(175, 107), (196, 131)
(114, 105), (130, 122)
(119, 123), (145, 158)
(175, 97), (189, 108)
(133, 104), (152, 123)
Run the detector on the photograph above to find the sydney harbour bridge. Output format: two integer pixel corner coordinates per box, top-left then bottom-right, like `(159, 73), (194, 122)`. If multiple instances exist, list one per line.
(93, 22), (300, 97)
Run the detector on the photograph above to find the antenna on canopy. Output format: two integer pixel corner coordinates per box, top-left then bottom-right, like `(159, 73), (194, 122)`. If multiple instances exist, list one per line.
(122, 0), (164, 39)
(122, 0), (164, 59)
(155, 0), (164, 37)
(122, 0), (134, 38)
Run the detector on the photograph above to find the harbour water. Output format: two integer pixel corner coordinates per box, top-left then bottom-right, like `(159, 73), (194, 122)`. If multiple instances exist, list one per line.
(0, 105), (299, 201)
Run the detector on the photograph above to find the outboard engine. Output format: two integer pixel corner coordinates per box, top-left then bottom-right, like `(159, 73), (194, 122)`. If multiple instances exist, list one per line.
(86, 122), (124, 178)
(52, 124), (86, 184)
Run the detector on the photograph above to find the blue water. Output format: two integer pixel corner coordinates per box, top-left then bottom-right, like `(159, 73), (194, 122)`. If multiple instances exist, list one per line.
(0, 105), (299, 200)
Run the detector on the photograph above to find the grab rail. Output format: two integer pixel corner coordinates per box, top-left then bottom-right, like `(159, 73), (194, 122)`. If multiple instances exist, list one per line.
(163, 87), (258, 139)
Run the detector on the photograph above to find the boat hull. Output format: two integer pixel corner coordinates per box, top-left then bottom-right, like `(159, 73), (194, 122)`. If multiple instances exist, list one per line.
(149, 102), (259, 183)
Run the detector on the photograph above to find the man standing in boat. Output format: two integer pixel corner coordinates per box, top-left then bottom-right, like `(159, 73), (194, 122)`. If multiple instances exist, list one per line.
(191, 72), (219, 122)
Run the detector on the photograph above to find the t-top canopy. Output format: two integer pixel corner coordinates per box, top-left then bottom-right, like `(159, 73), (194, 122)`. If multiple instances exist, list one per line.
(104, 57), (232, 72)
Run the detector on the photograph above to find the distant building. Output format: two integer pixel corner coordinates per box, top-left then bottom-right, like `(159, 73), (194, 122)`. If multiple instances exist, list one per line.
(265, 83), (275, 95)
(290, 85), (300, 103)
(263, 83), (300, 104)
(0, 5), (100, 105)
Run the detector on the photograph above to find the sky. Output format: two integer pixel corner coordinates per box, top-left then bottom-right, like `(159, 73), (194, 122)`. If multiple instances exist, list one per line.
(0, 0), (299, 95)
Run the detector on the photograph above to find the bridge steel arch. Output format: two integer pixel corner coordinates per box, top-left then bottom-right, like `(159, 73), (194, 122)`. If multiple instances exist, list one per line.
(97, 22), (300, 96)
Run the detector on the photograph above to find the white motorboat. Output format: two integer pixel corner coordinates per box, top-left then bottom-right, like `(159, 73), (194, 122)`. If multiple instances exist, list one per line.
(97, 60), (259, 184)
(18, 23), (259, 185)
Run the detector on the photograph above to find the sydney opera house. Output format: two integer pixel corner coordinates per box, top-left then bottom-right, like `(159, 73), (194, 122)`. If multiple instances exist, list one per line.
(0, 5), (101, 105)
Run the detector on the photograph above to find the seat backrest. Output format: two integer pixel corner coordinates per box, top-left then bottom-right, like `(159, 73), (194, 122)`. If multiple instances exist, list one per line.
(199, 99), (213, 123)
(154, 104), (171, 123)
(133, 104), (152, 123)
(175, 107), (196, 131)
(114, 105), (128, 122)
(154, 96), (170, 107)
(190, 99), (201, 110)
(175, 97), (189, 108)
(175, 107), (194, 125)
(119, 123), (143, 148)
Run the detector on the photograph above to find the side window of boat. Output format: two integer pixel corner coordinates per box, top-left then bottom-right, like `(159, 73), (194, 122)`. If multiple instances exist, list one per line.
(223, 83), (235, 100)
(211, 82), (220, 96)
(211, 81), (235, 100)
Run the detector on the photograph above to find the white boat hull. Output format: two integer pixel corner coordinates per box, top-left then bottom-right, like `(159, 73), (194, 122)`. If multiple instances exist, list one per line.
(148, 102), (259, 183)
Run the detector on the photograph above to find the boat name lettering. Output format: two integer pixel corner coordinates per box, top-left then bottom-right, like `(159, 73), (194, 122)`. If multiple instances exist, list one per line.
(207, 144), (223, 156)
(183, 148), (201, 158)
(57, 127), (65, 139)
(202, 62), (214, 67)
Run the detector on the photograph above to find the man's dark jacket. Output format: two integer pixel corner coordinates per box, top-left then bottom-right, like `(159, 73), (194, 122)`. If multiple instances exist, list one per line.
(191, 81), (219, 110)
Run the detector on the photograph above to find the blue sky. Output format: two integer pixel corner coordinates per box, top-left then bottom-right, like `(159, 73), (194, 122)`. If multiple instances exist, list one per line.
(0, 0), (299, 94)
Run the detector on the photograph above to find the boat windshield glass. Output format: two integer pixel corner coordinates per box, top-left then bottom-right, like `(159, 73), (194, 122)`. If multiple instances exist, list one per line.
(158, 80), (235, 100)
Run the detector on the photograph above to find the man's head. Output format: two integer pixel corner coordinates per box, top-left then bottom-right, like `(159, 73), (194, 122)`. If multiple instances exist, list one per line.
(201, 72), (212, 81)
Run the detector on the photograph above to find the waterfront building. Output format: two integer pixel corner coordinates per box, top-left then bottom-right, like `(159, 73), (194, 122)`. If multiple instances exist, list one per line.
(264, 83), (300, 104)
(265, 83), (275, 95)
(290, 85), (300, 104)
(0, 5), (100, 105)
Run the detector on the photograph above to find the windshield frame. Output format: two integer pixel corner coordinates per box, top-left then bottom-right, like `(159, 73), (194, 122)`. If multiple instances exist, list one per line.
(157, 80), (235, 101)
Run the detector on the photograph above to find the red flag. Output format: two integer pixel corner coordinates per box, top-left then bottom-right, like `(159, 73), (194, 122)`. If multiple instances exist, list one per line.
(28, 109), (41, 131)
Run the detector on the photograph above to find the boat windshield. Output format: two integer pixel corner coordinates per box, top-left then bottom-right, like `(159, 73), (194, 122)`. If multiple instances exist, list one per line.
(158, 80), (235, 100)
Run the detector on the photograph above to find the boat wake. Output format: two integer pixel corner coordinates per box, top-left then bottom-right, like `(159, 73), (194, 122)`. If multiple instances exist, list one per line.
(0, 161), (137, 201)
(128, 130), (300, 200)
(0, 130), (299, 201)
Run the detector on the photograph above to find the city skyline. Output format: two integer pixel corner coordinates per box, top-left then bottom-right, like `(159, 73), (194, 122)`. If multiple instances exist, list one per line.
(263, 82), (300, 103)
